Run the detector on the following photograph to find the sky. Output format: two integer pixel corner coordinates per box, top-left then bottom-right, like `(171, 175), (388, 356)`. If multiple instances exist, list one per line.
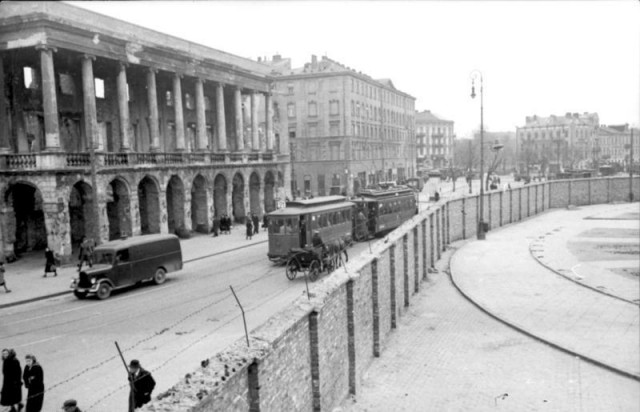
(69, 0), (640, 138)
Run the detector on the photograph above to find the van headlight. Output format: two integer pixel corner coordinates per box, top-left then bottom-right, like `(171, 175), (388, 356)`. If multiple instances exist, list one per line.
(91, 278), (96, 285)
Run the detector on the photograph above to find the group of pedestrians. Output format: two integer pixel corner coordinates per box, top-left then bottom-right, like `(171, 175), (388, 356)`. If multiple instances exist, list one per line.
(1, 348), (44, 412)
(1, 349), (155, 412)
(211, 214), (232, 237)
(245, 213), (261, 240)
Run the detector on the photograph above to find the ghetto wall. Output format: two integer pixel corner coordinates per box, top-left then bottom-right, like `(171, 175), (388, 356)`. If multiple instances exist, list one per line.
(142, 176), (639, 412)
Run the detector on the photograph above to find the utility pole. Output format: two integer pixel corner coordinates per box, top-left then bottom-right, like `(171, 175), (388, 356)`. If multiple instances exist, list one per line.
(470, 71), (485, 240)
(629, 128), (634, 202)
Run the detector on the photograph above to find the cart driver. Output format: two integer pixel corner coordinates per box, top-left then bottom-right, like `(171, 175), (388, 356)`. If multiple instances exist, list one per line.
(310, 230), (325, 261)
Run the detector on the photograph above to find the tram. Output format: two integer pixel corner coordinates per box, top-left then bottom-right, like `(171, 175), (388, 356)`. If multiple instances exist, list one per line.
(266, 196), (354, 262)
(352, 187), (417, 240)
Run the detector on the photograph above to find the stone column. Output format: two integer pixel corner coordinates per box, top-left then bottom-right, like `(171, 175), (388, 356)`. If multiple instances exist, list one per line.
(251, 92), (259, 151)
(146, 68), (160, 151)
(195, 78), (207, 151)
(173, 74), (186, 151)
(37, 45), (61, 151)
(129, 190), (142, 236)
(116, 62), (131, 151)
(234, 87), (244, 151)
(42, 201), (72, 263)
(216, 83), (227, 151)
(81, 55), (99, 151)
(265, 92), (274, 151)
(0, 54), (10, 153)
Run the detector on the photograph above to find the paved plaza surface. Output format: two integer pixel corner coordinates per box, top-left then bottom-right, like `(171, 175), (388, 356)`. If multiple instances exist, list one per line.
(344, 203), (639, 411)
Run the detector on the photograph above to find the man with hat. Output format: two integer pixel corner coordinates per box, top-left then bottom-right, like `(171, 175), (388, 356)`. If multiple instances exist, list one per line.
(62, 399), (82, 412)
(128, 359), (155, 411)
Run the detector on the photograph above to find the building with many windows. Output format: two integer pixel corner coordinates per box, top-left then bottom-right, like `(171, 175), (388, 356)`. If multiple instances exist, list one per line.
(516, 112), (599, 173)
(597, 124), (639, 168)
(266, 55), (416, 197)
(0, 2), (288, 262)
(415, 110), (454, 170)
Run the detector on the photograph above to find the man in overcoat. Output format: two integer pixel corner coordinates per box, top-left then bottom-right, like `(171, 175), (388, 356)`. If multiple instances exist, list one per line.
(128, 360), (155, 411)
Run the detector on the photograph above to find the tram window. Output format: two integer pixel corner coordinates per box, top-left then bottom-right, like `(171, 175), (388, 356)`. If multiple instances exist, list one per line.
(311, 215), (319, 230)
(319, 214), (328, 228)
(271, 218), (284, 234)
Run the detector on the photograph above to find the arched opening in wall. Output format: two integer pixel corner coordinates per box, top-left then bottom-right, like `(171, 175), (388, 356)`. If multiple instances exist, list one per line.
(4, 183), (47, 256)
(249, 172), (261, 216)
(69, 181), (94, 247)
(138, 176), (160, 234)
(232, 172), (245, 223)
(191, 174), (208, 233)
(213, 174), (227, 218)
(166, 175), (185, 234)
(264, 171), (276, 213)
(106, 178), (131, 240)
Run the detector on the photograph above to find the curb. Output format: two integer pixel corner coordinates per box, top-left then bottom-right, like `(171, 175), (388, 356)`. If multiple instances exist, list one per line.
(448, 245), (640, 382)
(0, 239), (268, 310)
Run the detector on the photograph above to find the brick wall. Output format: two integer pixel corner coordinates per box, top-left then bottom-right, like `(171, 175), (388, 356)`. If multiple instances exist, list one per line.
(142, 176), (639, 412)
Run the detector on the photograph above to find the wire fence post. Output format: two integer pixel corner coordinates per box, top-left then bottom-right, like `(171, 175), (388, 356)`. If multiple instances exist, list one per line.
(230, 286), (250, 347)
(115, 341), (136, 412)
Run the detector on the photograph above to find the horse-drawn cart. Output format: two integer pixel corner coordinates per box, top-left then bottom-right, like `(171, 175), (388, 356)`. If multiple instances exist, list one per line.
(285, 243), (347, 282)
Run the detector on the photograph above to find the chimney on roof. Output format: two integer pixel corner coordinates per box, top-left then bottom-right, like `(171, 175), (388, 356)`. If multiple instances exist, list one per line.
(311, 54), (318, 70)
(257, 57), (262, 62)
(565, 112), (571, 118)
(273, 54), (281, 61)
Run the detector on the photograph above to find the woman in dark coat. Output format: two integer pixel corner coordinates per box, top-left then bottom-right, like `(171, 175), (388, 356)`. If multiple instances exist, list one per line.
(23, 354), (44, 412)
(245, 219), (253, 240)
(43, 247), (57, 277)
(1, 348), (23, 412)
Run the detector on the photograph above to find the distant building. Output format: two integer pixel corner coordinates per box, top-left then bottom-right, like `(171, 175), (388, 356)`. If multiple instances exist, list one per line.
(516, 112), (599, 173)
(266, 55), (416, 197)
(415, 110), (454, 170)
(454, 131), (516, 174)
(597, 124), (639, 168)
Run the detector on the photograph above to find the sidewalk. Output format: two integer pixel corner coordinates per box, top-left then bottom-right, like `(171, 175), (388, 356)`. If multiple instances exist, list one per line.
(450, 202), (640, 379)
(0, 224), (268, 309)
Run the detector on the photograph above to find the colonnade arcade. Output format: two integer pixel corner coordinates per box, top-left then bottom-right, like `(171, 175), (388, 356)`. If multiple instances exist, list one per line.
(0, 46), (276, 161)
(0, 168), (282, 262)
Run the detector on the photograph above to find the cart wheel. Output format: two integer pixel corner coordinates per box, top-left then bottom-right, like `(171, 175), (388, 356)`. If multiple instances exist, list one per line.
(286, 258), (299, 280)
(309, 260), (321, 282)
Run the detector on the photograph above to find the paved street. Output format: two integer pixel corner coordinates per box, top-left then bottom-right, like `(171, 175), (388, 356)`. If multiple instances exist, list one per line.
(1, 228), (371, 411)
(343, 203), (639, 412)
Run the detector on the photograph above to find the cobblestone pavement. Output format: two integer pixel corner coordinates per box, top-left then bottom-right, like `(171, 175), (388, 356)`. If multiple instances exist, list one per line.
(451, 203), (639, 378)
(342, 248), (640, 412)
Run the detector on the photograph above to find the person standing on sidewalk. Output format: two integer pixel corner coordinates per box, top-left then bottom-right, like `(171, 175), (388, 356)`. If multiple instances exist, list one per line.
(251, 213), (259, 235)
(43, 248), (57, 278)
(211, 215), (220, 237)
(0, 262), (10, 293)
(245, 218), (253, 240)
(127, 360), (155, 411)
(22, 355), (43, 412)
(77, 237), (94, 272)
(1, 348), (23, 412)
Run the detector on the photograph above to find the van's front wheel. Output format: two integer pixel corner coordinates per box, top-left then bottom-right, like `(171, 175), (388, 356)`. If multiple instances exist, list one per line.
(96, 283), (112, 300)
(153, 268), (167, 285)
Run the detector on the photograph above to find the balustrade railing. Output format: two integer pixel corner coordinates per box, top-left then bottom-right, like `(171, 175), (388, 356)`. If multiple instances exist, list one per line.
(1, 150), (286, 171)
(66, 153), (91, 167)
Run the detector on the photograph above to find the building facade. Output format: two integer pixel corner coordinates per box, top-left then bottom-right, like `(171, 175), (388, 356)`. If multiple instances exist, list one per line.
(266, 55), (416, 197)
(415, 110), (454, 170)
(0, 3), (289, 261)
(516, 112), (599, 173)
(597, 124), (639, 168)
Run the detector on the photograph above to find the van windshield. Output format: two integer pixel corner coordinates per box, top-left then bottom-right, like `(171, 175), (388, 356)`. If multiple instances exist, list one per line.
(94, 250), (114, 265)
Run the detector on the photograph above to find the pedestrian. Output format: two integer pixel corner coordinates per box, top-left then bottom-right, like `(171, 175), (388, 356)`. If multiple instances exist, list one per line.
(22, 355), (43, 412)
(262, 214), (269, 230)
(211, 215), (220, 237)
(43, 247), (57, 278)
(434, 191), (440, 202)
(1, 348), (23, 412)
(61, 399), (81, 412)
(127, 360), (155, 411)
(77, 237), (94, 271)
(245, 218), (253, 240)
(251, 213), (259, 235)
(0, 262), (10, 293)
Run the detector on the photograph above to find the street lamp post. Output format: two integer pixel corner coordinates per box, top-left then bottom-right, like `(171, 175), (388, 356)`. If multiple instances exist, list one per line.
(470, 71), (485, 240)
(629, 128), (634, 202)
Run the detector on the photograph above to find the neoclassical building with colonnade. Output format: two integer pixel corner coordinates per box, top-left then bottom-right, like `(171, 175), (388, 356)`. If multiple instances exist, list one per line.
(0, 2), (290, 261)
